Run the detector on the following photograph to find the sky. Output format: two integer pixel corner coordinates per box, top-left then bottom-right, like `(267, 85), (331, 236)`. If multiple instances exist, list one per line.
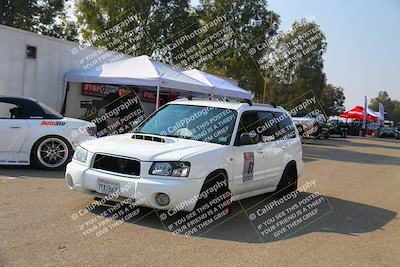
(191, 0), (400, 109)
(258, 0), (400, 109)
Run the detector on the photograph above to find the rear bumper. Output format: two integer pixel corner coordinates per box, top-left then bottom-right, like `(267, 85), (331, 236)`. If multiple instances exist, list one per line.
(65, 161), (203, 212)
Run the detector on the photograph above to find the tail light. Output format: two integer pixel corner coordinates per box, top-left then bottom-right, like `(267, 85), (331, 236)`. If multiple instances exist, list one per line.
(86, 126), (97, 136)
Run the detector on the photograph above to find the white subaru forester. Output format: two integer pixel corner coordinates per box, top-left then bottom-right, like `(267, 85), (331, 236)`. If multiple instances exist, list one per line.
(65, 99), (303, 212)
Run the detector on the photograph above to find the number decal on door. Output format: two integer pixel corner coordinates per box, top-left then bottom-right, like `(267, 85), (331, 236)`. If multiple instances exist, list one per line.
(243, 152), (254, 182)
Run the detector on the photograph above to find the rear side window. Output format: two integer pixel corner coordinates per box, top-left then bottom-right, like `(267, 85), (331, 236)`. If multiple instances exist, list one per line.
(274, 112), (296, 140)
(37, 102), (63, 119)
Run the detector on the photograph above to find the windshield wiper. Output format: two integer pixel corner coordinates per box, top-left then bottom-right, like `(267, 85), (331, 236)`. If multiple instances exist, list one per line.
(163, 134), (197, 140)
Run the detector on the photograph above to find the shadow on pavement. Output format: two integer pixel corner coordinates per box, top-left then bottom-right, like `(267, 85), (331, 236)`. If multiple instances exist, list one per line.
(89, 192), (396, 244)
(303, 145), (400, 165)
(0, 165), (65, 179)
(304, 137), (400, 151)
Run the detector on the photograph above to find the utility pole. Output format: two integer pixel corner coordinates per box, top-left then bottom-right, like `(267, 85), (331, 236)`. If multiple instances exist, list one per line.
(262, 14), (274, 104)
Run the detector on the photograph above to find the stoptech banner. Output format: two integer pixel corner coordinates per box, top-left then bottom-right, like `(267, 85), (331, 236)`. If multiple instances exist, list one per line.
(82, 83), (119, 97)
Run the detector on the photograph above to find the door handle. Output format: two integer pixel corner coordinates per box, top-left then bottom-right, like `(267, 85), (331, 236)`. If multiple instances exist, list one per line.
(9, 126), (21, 129)
(256, 149), (264, 154)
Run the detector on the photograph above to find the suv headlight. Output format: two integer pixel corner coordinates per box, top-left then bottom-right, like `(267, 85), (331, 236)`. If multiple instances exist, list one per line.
(149, 162), (190, 177)
(73, 146), (88, 163)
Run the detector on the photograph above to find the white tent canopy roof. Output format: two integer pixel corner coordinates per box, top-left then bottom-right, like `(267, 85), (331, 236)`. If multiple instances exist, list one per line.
(367, 107), (384, 120)
(183, 69), (252, 100)
(65, 55), (213, 94)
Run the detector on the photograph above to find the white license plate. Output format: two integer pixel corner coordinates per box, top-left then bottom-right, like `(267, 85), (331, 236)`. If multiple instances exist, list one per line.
(96, 178), (120, 195)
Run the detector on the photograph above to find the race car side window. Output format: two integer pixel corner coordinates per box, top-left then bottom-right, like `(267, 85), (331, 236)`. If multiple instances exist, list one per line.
(234, 111), (262, 146)
(256, 111), (279, 142)
(234, 110), (279, 145)
(0, 102), (21, 119)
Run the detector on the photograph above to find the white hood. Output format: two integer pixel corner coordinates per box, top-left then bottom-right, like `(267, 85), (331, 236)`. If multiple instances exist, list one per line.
(80, 134), (221, 161)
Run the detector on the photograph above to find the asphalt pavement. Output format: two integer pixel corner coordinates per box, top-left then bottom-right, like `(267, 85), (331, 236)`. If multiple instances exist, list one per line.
(0, 136), (399, 266)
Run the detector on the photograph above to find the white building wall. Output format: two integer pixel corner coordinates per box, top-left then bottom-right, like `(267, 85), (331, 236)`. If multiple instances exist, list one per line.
(0, 25), (113, 112)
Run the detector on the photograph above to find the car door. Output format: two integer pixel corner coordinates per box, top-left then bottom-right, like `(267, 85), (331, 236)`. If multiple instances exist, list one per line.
(0, 101), (28, 153)
(231, 110), (269, 195)
(255, 111), (284, 188)
(265, 112), (297, 187)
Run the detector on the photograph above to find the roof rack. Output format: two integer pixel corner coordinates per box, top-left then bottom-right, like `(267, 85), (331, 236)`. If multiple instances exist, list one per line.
(253, 102), (284, 109)
(239, 99), (253, 106)
(178, 96), (253, 104)
(174, 97), (285, 109)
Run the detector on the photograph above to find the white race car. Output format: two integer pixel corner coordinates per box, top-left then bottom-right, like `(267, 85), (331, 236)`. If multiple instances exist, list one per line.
(0, 96), (96, 170)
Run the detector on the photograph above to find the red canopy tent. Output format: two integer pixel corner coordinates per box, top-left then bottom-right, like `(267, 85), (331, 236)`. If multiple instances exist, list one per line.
(340, 106), (377, 121)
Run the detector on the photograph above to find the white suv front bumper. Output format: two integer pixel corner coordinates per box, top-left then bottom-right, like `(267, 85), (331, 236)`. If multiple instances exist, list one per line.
(65, 161), (204, 212)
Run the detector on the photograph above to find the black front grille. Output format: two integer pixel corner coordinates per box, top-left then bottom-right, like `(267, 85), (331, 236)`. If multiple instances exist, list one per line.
(93, 154), (140, 176)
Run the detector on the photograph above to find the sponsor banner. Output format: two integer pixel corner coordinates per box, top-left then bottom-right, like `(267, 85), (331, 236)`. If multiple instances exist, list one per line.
(82, 83), (119, 97)
(40, 121), (66, 126)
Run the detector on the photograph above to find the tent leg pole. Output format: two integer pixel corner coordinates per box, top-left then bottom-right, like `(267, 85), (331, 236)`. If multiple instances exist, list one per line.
(60, 81), (69, 116)
(156, 84), (160, 110)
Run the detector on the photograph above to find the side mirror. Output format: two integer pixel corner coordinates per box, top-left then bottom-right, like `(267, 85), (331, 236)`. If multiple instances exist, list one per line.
(240, 133), (259, 146)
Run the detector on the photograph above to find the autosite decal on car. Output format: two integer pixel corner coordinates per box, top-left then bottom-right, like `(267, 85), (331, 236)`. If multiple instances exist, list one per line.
(243, 152), (254, 182)
(40, 121), (66, 126)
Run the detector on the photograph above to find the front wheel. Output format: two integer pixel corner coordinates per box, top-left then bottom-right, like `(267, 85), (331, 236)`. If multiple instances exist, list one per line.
(276, 164), (298, 195)
(194, 171), (232, 215)
(32, 136), (72, 170)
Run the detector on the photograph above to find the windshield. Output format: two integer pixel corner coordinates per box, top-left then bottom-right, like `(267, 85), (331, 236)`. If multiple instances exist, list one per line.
(136, 104), (237, 145)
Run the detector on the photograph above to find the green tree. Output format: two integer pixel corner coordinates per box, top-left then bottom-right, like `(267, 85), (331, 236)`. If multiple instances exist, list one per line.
(369, 91), (394, 113)
(369, 90), (400, 124)
(268, 20), (327, 105)
(198, 0), (280, 99)
(0, 0), (78, 41)
(75, 0), (198, 57)
(320, 84), (346, 116)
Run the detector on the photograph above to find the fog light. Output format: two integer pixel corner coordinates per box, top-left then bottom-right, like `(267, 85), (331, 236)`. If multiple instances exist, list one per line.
(156, 193), (170, 206)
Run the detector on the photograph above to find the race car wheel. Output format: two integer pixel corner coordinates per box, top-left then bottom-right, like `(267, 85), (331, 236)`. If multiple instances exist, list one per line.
(32, 136), (72, 170)
(276, 163), (298, 195)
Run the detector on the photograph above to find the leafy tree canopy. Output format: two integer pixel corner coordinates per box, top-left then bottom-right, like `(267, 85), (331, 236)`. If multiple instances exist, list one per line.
(0, 0), (78, 41)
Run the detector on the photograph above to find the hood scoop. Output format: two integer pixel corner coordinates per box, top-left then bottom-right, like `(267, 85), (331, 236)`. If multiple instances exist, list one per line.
(132, 134), (166, 143)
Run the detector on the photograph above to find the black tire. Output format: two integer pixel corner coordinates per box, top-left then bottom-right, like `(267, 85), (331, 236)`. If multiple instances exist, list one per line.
(194, 171), (232, 215)
(276, 163), (298, 195)
(31, 135), (73, 170)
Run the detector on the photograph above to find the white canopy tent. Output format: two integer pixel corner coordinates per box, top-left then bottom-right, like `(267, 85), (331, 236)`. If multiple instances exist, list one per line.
(183, 69), (252, 100)
(367, 107), (384, 121)
(65, 55), (213, 109)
